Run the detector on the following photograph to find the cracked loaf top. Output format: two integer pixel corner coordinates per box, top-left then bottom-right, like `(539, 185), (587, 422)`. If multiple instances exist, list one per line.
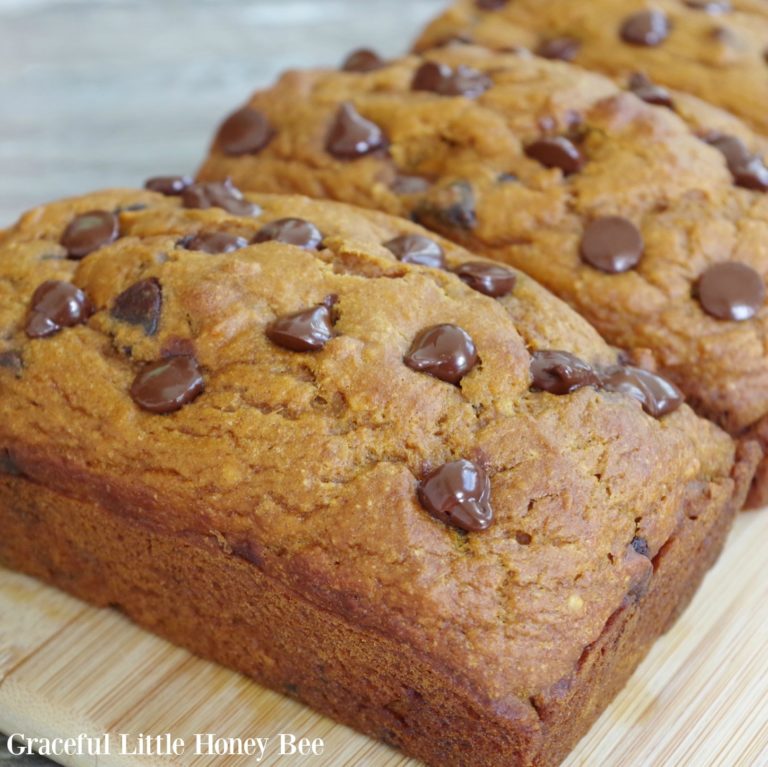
(0, 185), (748, 711)
(414, 0), (768, 136)
(196, 46), (768, 457)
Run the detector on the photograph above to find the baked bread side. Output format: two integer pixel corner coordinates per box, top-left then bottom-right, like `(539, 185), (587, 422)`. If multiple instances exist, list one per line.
(0, 188), (756, 767)
(196, 47), (768, 504)
(413, 0), (768, 136)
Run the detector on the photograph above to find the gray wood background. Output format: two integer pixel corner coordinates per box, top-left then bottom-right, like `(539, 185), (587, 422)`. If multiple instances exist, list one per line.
(0, 0), (445, 227)
(0, 1), (443, 763)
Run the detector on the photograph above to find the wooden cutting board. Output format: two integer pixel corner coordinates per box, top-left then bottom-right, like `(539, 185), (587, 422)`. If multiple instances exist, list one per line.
(2, 510), (768, 767)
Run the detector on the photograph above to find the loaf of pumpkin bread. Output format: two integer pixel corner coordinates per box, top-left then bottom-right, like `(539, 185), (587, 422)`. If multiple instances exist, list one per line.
(0, 186), (757, 767)
(196, 46), (768, 505)
(414, 0), (768, 137)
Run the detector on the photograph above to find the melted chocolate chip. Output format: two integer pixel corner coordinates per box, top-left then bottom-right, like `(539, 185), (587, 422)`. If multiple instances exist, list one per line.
(631, 536), (650, 557)
(476, 0), (508, 8)
(530, 350), (599, 395)
(326, 102), (388, 159)
(26, 281), (93, 339)
(182, 231), (249, 254)
(112, 278), (163, 336)
(411, 61), (492, 99)
(144, 175), (192, 196)
(706, 134), (768, 191)
(130, 356), (204, 414)
(384, 234), (446, 268)
(412, 181), (477, 231)
(0, 350), (22, 376)
(628, 73), (674, 108)
(455, 262), (516, 297)
(404, 324), (478, 384)
(536, 37), (581, 61)
(182, 179), (260, 216)
(684, 0), (731, 11)
(418, 459), (493, 532)
(267, 305), (334, 352)
(391, 174), (431, 195)
(215, 107), (274, 156)
(697, 262), (765, 321)
(342, 48), (385, 72)
(620, 10), (670, 46)
(601, 365), (684, 418)
(61, 210), (120, 259)
(580, 217), (644, 274)
(525, 136), (584, 174)
(254, 218), (323, 250)
(0, 448), (21, 477)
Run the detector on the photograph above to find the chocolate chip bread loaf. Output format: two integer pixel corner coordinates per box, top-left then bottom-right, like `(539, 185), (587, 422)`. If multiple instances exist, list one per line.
(196, 45), (768, 506)
(414, 0), (768, 137)
(0, 186), (756, 767)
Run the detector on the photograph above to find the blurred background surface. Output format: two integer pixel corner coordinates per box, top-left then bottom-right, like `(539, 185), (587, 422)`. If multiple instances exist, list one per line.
(0, 0), (444, 225)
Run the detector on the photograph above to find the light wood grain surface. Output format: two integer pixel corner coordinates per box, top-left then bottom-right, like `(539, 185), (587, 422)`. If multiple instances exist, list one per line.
(3, 2), (768, 767)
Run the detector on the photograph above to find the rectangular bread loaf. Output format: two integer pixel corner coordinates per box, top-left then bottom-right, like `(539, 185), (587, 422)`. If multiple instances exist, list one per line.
(0, 188), (758, 767)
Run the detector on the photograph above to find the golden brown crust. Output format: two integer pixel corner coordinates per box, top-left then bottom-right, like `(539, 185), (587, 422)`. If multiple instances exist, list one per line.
(0, 440), (757, 766)
(196, 47), (768, 491)
(413, 0), (768, 136)
(0, 189), (755, 766)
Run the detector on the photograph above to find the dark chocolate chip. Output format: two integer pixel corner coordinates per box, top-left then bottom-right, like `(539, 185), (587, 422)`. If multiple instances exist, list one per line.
(525, 136), (584, 174)
(684, 0), (731, 11)
(0, 350), (22, 376)
(530, 350), (599, 395)
(326, 102), (388, 159)
(384, 234), (446, 268)
(631, 536), (650, 557)
(0, 448), (21, 477)
(601, 365), (684, 418)
(712, 135), (768, 190)
(267, 305), (334, 352)
(476, 0), (508, 9)
(181, 231), (249, 254)
(417, 459), (493, 532)
(412, 181), (477, 231)
(515, 531), (532, 545)
(697, 262), (765, 321)
(26, 281), (93, 339)
(454, 262), (516, 297)
(144, 175), (192, 196)
(182, 179), (260, 216)
(411, 61), (491, 99)
(391, 174), (431, 195)
(536, 37), (581, 61)
(216, 107), (274, 156)
(628, 72), (675, 109)
(112, 278), (163, 336)
(404, 324), (478, 384)
(61, 210), (119, 259)
(254, 218), (323, 250)
(706, 134), (768, 191)
(580, 217), (644, 274)
(130, 356), (204, 414)
(620, 10), (670, 46)
(342, 48), (385, 72)
(706, 132), (749, 166)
